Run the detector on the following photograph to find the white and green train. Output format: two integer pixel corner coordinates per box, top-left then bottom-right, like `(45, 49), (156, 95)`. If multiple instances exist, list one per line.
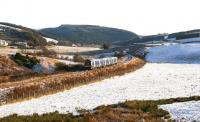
(85, 57), (118, 69)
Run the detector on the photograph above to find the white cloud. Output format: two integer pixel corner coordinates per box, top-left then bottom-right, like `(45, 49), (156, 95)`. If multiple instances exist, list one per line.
(0, 0), (200, 35)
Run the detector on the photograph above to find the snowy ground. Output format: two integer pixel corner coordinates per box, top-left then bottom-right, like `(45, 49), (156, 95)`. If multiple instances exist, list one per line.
(47, 46), (100, 54)
(160, 101), (200, 121)
(0, 63), (200, 118)
(146, 43), (200, 63)
(58, 59), (81, 65)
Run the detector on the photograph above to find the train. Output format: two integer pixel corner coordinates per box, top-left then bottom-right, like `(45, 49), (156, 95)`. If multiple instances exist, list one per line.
(85, 57), (118, 69)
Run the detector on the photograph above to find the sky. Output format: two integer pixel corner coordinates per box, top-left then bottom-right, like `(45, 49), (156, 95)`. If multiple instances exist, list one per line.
(1, 0), (200, 35)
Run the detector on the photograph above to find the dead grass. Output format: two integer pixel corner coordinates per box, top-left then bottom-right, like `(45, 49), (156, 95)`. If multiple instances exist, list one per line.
(0, 99), (175, 122)
(0, 55), (31, 77)
(1, 58), (145, 105)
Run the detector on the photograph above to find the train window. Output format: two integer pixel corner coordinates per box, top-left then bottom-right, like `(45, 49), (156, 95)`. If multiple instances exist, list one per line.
(103, 60), (106, 65)
(91, 61), (95, 66)
(111, 59), (114, 64)
(95, 61), (99, 66)
(114, 58), (117, 63)
(98, 60), (101, 66)
(101, 60), (103, 66)
(99, 60), (101, 67)
(101, 60), (104, 66)
(105, 59), (109, 65)
(106, 60), (109, 65)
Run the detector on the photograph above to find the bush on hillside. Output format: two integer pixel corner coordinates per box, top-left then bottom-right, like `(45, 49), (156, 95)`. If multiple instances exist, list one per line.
(73, 54), (85, 63)
(55, 62), (68, 71)
(11, 53), (39, 68)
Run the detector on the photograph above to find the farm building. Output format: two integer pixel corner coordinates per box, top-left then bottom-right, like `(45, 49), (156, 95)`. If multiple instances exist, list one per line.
(0, 40), (8, 46)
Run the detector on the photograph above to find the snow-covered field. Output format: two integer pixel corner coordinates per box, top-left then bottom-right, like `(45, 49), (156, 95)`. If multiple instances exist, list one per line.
(146, 43), (200, 63)
(160, 101), (200, 121)
(0, 63), (200, 118)
(47, 46), (101, 53)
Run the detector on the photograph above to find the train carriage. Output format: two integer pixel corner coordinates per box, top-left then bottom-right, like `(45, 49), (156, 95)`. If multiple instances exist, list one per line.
(85, 57), (117, 69)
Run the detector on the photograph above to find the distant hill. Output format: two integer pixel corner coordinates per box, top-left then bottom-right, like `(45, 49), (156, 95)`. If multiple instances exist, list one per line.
(2, 22), (199, 47)
(167, 29), (200, 39)
(113, 34), (168, 47)
(0, 22), (47, 46)
(121, 29), (200, 46)
(39, 25), (139, 45)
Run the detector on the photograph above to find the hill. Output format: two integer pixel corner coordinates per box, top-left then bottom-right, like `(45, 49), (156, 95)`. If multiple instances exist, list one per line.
(39, 25), (139, 45)
(0, 22), (47, 46)
(167, 29), (200, 39)
(114, 29), (200, 46)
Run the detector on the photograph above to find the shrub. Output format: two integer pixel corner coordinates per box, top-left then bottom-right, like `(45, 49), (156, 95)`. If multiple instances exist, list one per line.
(11, 53), (39, 68)
(73, 54), (85, 63)
(55, 62), (68, 71)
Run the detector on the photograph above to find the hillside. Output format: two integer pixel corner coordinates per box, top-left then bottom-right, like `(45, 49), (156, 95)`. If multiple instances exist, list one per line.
(0, 22), (47, 46)
(167, 29), (200, 39)
(0, 55), (30, 76)
(39, 25), (139, 45)
(114, 29), (200, 46)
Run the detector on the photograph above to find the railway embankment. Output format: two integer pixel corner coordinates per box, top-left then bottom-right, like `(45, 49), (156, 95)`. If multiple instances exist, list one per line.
(0, 58), (145, 105)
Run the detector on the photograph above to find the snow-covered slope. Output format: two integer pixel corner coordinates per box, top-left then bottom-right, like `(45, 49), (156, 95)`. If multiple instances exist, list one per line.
(146, 43), (200, 63)
(43, 37), (58, 44)
(160, 101), (200, 122)
(0, 24), (22, 31)
(0, 63), (200, 118)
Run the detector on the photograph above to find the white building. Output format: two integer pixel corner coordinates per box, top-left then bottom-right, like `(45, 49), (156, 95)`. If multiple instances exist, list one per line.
(0, 40), (8, 46)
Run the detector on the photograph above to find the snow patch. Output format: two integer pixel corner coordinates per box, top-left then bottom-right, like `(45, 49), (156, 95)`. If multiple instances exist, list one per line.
(0, 24), (21, 31)
(32, 57), (57, 73)
(58, 59), (80, 65)
(44, 37), (58, 44)
(160, 101), (200, 121)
